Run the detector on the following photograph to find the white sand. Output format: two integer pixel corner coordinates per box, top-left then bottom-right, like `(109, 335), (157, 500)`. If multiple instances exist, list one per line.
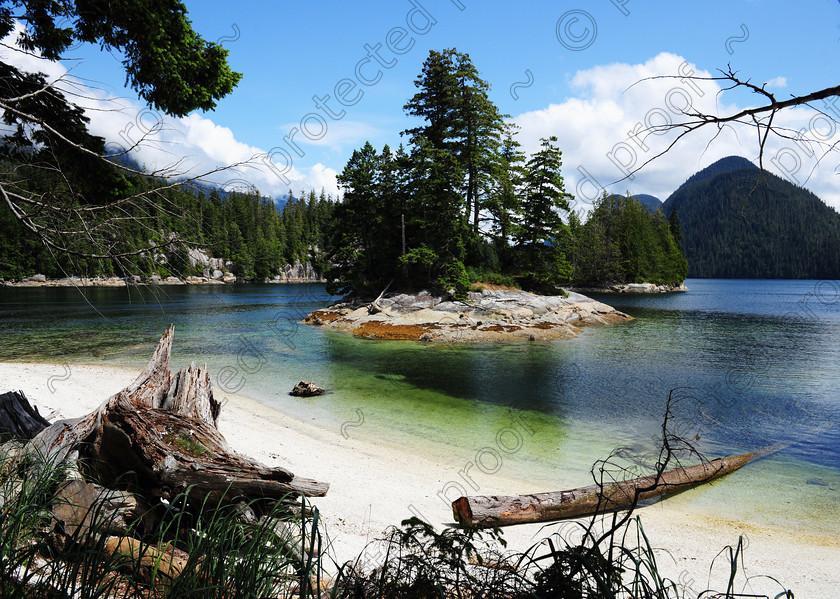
(2, 361), (837, 596)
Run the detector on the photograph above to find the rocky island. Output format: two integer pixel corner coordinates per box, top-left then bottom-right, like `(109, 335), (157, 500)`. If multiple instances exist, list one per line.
(304, 287), (631, 342)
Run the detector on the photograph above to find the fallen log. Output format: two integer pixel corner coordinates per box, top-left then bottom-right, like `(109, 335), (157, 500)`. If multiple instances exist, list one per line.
(452, 448), (777, 528)
(15, 326), (328, 512)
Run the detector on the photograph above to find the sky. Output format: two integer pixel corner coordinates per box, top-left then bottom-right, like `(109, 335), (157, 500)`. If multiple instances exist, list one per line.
(3, 0), (840, 210)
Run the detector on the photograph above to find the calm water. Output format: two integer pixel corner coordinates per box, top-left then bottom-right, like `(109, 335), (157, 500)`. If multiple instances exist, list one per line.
(1, 279), (838, 535)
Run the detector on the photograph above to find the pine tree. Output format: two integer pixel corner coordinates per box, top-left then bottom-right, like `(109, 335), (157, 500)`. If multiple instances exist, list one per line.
(326, 142), (387, 294)
(404, 49), (507, 253)
(486, 123), (526, 263)
(514, 136), (573, 289)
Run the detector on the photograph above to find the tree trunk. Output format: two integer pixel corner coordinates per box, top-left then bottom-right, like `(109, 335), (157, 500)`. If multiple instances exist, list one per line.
(452, 451), (762, 528)
(14, 326), (328, 512)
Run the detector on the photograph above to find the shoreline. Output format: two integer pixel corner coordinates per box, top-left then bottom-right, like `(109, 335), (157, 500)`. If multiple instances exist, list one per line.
(565, 282), (689, 294)
(1, 276), (325, 287)
(1, 361), (837, 594)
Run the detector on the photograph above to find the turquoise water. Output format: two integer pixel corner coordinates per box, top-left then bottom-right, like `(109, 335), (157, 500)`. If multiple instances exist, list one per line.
(1, 279), (838, 535)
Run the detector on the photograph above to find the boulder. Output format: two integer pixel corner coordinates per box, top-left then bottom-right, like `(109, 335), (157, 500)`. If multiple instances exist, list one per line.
(290, 381), (325, 397)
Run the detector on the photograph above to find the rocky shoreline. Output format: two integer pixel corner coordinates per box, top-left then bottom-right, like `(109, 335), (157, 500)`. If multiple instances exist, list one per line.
(2, 265), (325, 288)
(3, 253), (326, 287)
(1, 275), (325, 287)
(304, 288), (631, 342)
(566, 282), (688, 293)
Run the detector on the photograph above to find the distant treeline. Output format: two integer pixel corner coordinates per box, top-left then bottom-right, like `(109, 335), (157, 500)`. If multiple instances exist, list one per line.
(567, 194), (688, 287)
(2, 46), (691, 290)
(0, 167), (334, 280)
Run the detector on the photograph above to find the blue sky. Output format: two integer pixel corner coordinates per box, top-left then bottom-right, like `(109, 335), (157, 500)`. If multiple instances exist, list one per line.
(5, 0), (840, 208)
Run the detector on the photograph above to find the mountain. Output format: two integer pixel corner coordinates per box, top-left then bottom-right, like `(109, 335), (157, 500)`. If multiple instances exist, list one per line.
(662, 156), (840, 279)
(633, 194), (663, 213)
(606, 193), (662, 213)
(680, 155), (757, 187)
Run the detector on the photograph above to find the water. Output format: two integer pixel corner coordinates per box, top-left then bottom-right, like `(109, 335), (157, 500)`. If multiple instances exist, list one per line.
(1, 279), (838, 536)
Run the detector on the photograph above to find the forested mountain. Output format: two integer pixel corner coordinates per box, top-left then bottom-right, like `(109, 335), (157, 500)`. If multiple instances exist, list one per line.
(661, 157), (840, 278)
(680, 155), (757, 187)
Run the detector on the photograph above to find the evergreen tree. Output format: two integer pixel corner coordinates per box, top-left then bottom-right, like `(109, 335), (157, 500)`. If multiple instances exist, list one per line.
(326, 142), (388, 294)
(513, 136), (573, 289)
(404, 137), (469, 293)
(404, 49), (507, 253)
(486, 123), (526, 263)
(668, 205), (683, 249)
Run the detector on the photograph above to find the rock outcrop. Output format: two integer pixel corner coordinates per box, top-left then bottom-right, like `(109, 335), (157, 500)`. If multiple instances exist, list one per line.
(188, 248), (234, 281)
(289, 381), (326, 397)
(567, 282), (688, 293)
(267, 260), (325, 283)
(304, 288), (631, 342)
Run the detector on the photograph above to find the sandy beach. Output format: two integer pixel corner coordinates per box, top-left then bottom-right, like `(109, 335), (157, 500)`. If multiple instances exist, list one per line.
(1, 361), (837, 596)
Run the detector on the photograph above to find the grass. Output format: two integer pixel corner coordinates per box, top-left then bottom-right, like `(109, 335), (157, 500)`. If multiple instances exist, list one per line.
(465, 267), (520, 290)
(0, 437), (796, 598)
(0, 442), (325, 598)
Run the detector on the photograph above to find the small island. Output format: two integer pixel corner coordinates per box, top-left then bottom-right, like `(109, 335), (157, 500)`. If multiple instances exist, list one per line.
(306, 51), (686, 341)
(305, 287), (631, 342)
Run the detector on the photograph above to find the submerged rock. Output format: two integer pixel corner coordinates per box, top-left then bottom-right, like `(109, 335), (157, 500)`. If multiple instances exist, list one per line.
(290, 381), (326, 397)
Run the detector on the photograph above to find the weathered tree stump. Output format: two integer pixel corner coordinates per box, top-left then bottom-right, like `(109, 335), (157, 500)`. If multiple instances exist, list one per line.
(10, 327), (328, 514)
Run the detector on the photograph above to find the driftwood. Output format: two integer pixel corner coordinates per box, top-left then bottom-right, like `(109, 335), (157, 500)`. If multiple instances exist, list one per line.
(13, 327), (328, 513)
(368, 279), (394, 315)
(453, 449), (771, 528)
(0, 390), (50, 440)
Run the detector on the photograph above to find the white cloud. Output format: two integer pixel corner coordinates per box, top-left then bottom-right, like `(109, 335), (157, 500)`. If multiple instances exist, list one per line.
(512, 53), (840, 212)
(0, 24), (339, 200)
(766, 76), (787, 89)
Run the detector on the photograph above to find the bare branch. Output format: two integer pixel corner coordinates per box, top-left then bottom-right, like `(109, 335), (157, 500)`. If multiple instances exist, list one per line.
(613, 68), (840, 183)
